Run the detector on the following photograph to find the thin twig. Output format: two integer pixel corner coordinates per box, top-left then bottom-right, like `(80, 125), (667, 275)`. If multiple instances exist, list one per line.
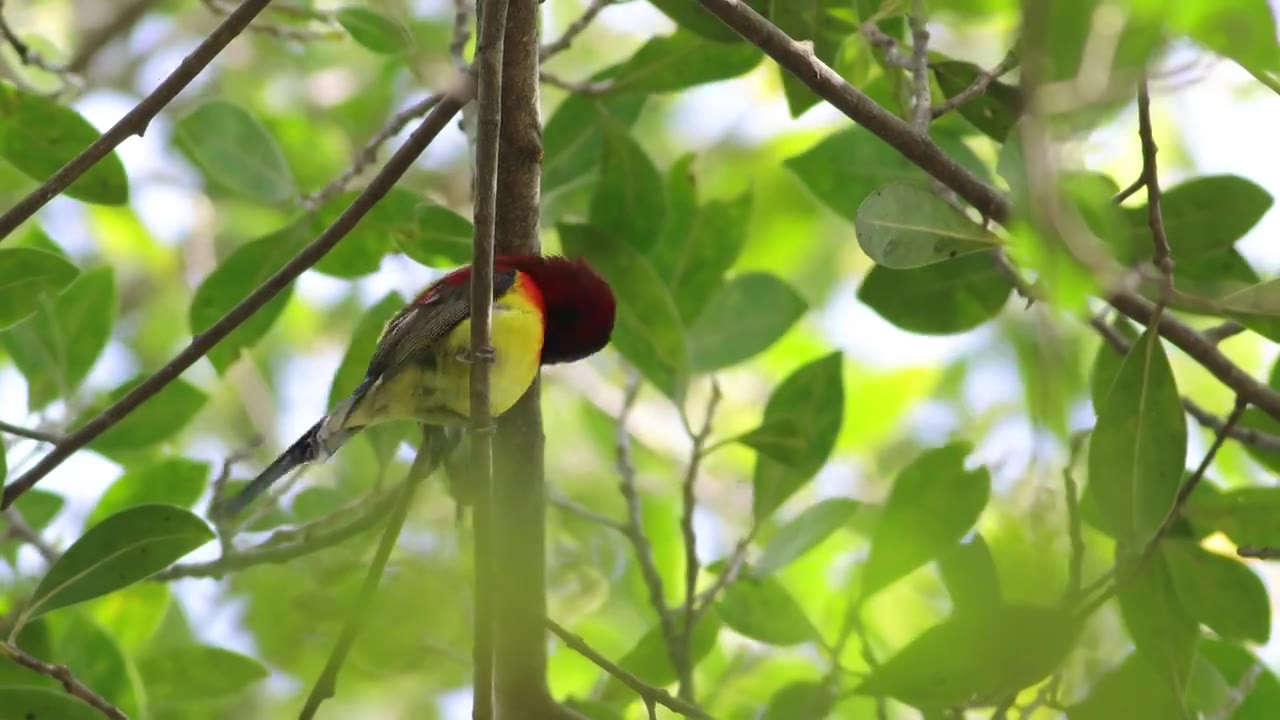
(298, 433), (436, 719)
(200, 0), (338, 41)
(0, 419), (63, 444)
(1202, 321), (1246, 345)
(1208, 662), (1263, 720)
(2, 507), (59, 563)
(861, 23), (912, 70)
(931, 51), (1020, 119)
(469, 0), (510, 713)
(0, 0), (276, 238)
(1, 641), (127, 719)
(0, 1), (72, 76)
(545, 619), (712, 719)
(908, 0), (931, 131)
(539, 68), (611, 94)
(677, 380), (721, 700)
(1062, 433), (1086, 601)
(548, 493), (628, 534)
(1112, 175), (1145, 204)
(692, 529), (755, 616)
(540, 0), (611, 59)
(1137, 77), (1174, 307)
(1, 85), (471, 510)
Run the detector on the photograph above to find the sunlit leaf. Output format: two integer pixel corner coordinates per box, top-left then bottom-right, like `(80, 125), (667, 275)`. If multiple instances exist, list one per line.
(335, 6), (411, 54)
(0, 248), (78, 329)
(86, 376), (207, 456)
(755, 498), (859, 577)
(688, 273), (807, 371)
(611, 612), (720, 694)
(1162, 539), (1270, 644)
(855, 183), (1002, 268)
(0, 81), (129, 204)
(589, 121), (665, 253)
(862, 442), (989, 598)
(1087, 327), (1186, 547)
(87, 458), (209, 527)
(137, 644), (269, 703)
(858, 252), (1011, 334)
(763, 682), (835, 720)
(938, 534), (1002, 615)
(1116, 548), (1198, 699)
(610, 31), (763, 93)
(717, 576), (816, 646)
(21, 504), (212, 624)
(175, 99), (296, 203)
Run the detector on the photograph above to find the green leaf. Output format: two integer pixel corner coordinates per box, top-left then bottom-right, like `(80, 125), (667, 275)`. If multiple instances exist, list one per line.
(1162, 539), (1270, 644)
(0, 248), (79, 329)
(559, 222), (689, 399)
(174, 99), (295, 203)
(855, 183), (1002, 268)
(858, 252), (1012, 334)
(54, 614), (142, 717)
(749, 353), (846, 521)
(543, 93), (647, 197)
(862, 443), (990, 598)
(0, 81), (129, 204)
(398, 203), (474, 267)
(0, 686), (104, 720)
(1170, 0), (1279, 72)
(763, 682), (835, 720)
(645, 0), (745, 43)
(716, 576), (816, 646)
(1069, 651), (1190, 720)
(21, 504), (212, 624)
(137, 644), (269, 703)
(755, 498), (860, 577)
(1186, 485), (1280, 547)
(932, 60), (1022, 141)
(335, 6), (411, 54)
(1199, 638), (1280, 720)
(651, 191), (753, 323)
(188, 222), (311, 373)
(1116, 548), (1199, 699)
(856, 605), (1076, 709)
(87, 458), (210, 527)
(308, 188), (420, 278)
(610, 30), (763, 93)
(938, 534), (1002, 616)
(613, 612), (720, 690)
(589, 122), (665, 253)
(85, 376), (207, 456)
(1123, 176), (1272, 260)
(3, 266), (115, 410)
(771, 0), (858, 116)
(1087, 327), (1186, 547)
(688, 273), (807, 371)
(1088, 317), (1139, 412)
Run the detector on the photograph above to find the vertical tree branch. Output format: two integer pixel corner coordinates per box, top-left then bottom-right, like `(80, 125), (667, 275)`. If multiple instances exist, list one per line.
(1136, 77), (1173, 307)
(908, 0), (931, 130)
(471, 0), (509, 715)
(676, 381), (721, 700)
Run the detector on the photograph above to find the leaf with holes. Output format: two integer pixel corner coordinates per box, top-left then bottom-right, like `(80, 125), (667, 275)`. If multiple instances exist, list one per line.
(855, 183), (1002, 268)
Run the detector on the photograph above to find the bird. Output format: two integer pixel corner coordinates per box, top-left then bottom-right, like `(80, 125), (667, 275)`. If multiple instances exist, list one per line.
(218, 254), (616, 517)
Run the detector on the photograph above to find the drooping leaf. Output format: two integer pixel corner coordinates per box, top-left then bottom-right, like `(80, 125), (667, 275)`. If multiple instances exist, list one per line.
(87, 458), (210, 527)
(1116, 548), (1199, 699)
(188, 222), (311, 373)
(0, 81), (129, 204)
(755, 498), (860, 577)
(589, 122), (665, 253)
(717, 576), (817, 646)
(85, 376), (207, 456)
(932, 60), (1022, 141)
(401, 203), (474, 267)
(855, 183), (1002, 268)
(862, 443), (990, 598)
(1087, 327), (1186, 547)
(174, 99), (296, 203)
(137, 644), (270, 704)
(0, 247), (79, 330)
(858, 252), (1012, 334)
(748, 353), (845, 521)
(559, 222), (688, 399)
(21, 504), (213, 624)
(1162, 539), (1270, 644)
(335, 6), (411, 54)
(688, 273), (807, 371)
(610, 31), (763, 94)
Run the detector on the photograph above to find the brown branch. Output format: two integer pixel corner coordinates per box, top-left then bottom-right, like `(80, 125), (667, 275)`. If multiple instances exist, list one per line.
(908, 0), (931, 130)
(539, 0), (610, 60)
(1, 86), (470, 510)
(692, 529), (755, 616)
(1, 641), (127, 719)
(2, 507), (59, 564)
(0, 0), (275, 238)
(200, 0), (338, 41)
(861, 23), (912, 70)
(1202, 321), (1246, 345)
(545, 619), (712, 719)
(451, 0), (472, 70)
(931, 51), (1020, 119)
(0, 419), (63, 444)
(676, 380), (721, 700)
(1137, 77), (1174, 305)
(1112, 175), (1145, 204)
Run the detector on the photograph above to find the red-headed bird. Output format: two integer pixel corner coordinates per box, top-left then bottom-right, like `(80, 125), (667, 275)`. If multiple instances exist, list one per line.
(220, 255), (615, 517)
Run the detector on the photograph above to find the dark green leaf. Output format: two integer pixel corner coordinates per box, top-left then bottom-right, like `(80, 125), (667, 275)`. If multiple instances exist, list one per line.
(771, 0), (858, 116)
(138, 644), (269, 703)
(86, 376), (207, 456)
(0, 248), (78, 329)
(1116, 549), (1199, 698)
(175, 99), (295, 203)
(1163, 539), (1270, 644)
(1125, 176), (1272, 259)
(399, 203), (474, 267)
(589, 122), (664, 252)
(87, 458), (210, 527)
(645, 0), (745, 43)
(4, 266), (115, 409)
(188, 222), (311, 372)
(764, 682), (835, 720)
(858, 252), (1011, 334)
(755, 498), (860, 577)
(610, 31), (763, 93)
(748, 353), (845, 520)
(938, 534), (1002, 616)
(932, 60), (1022, 141)
(21, 504), (212, 623)
(651, 191), (753, 323)
(717, 576), (816, 646)
(335, 6), (411, 54)
(612, 612), (720, 692)
(559, 222), (688, 399)
(0, 81), (129, 204)
(855, 183), (1002, 268)
(862, 443), (990, 598)
(0, 686), (104, 720)
(543, 93), (647, 197)
(1087, 327), (1186, 547)
(308, 188), (420, 278)
(688, 273), (807, 371)
(1186, 485), (1280, 547)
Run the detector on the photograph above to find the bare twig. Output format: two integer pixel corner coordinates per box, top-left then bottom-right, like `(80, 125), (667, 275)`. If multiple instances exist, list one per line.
(0, 1), (72, 77)
(548, 493), (628, 534)
(1202, 321), (1246, 344)
(1062, 434), (1086, 601)
(908, 0), (931, 130)
(0, 0), (276, 238)
(2, 507), (59, 563)
(861, 23), (912, 70)
(931, 51), (1020, 119)
(1, 641), (127, 719)
(1112, 175), (1145, 204)
(1136, 78), (1174, 307)
(677, 381), (721, 700)
(298, 433), (436, 719)
(545, 619), (712, 719)
(0, 419), (63, 444)
(539, 68), (611, 94)
(692, 529), (755, 616)
(539, 0), (610, 59)
(1, 85), (470, 510)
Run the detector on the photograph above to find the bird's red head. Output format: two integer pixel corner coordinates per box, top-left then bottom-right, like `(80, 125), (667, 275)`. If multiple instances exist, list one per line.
(422, 255), (615, 364)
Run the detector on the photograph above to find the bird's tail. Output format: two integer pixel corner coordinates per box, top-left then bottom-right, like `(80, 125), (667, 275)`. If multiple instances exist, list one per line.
(217, 419), (359, 518)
